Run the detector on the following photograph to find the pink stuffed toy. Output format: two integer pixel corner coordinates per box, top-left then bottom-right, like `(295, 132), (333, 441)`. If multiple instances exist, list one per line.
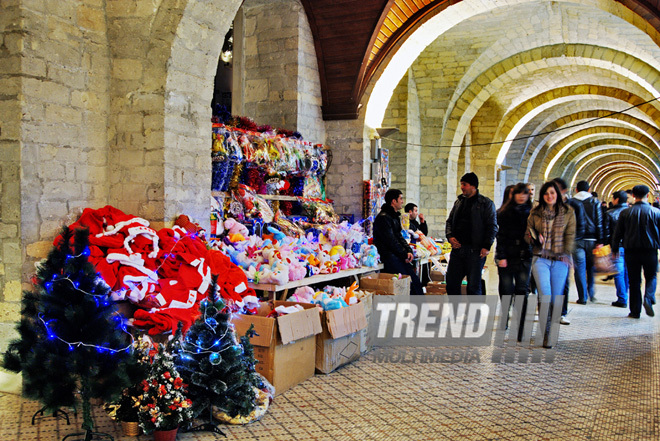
(224, 218), (249, 240)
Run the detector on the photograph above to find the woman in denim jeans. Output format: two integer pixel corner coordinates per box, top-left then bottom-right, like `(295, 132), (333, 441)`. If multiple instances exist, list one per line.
(526, 181), (576, 348)
(496, 183), (533, 337)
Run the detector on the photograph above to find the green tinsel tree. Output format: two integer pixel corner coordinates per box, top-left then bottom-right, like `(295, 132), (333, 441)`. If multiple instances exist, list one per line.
(173, 280), (262, 433)
(3, 226), (138, 439)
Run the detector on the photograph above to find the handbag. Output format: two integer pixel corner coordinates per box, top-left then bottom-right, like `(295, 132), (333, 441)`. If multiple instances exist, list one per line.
(593, 245), (617, 274)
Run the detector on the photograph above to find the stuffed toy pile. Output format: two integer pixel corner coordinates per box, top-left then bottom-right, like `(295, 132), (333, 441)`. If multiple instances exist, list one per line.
(214, 219), (380, 285)
(286, 282), (372, 311)
(55, 205), (256, 335)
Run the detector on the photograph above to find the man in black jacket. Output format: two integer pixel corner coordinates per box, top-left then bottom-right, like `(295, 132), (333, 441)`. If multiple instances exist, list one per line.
(573, 180), (605, 304)
(373, 189), (423, 295)
(611, 185), (658, 318)
(405, 203), (428, 235)
(445, 172), (498, 295)
(553, 177), (586, 323)
(606, 191), (629, 308)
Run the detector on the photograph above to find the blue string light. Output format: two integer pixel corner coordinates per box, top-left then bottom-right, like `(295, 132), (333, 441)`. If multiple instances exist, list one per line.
(38, 314), (134, 354)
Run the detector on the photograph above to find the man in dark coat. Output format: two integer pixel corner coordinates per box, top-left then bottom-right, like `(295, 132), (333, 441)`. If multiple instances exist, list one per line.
(612, 185), (658, 318)
(573, 180), (606, 303)
(445, 172), (498, 295)
(373, 189), (423, 295)
(405, 203), (428, 235)
(553, 177), (586, 324)
(606, 190), (629, 308)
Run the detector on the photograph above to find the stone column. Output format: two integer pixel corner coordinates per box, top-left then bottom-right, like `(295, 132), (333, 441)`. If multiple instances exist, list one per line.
(235, 0), (325, 144)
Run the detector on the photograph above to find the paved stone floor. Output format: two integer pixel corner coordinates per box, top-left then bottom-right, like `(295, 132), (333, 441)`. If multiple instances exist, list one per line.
(1, 279), (658, 440)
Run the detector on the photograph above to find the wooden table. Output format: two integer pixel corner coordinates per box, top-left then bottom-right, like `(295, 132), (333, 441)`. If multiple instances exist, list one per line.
(248, 264), (384, 300)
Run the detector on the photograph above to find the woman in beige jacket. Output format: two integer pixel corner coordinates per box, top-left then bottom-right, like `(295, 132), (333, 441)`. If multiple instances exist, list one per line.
(526, 181), (576, 347)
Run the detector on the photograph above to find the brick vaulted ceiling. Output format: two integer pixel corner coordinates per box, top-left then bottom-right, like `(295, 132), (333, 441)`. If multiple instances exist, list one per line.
(299, 0), (660, 121)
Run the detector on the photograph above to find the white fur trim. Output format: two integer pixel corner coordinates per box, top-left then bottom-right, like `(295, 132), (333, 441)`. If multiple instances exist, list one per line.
(196, 258), (212, 294)
(155, 293), (167, 307)
(106, 253), (158, 280)
(235, 282), (247, 294)
(123, 226), (160, 258)
(168, 290), (197, 309)
(96, 217), (150, 238)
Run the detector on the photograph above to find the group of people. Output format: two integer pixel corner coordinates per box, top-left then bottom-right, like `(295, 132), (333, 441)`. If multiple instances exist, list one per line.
(372, 172), (659, 345)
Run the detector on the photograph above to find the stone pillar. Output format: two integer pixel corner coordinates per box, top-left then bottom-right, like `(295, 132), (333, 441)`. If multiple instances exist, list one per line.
(0, 0), (112, 349)
(406, 70), (422, 206)
(0, 0), (23, 347)
(382, 75), (408, 193)
(235, 0), (325, 143)
(325, 119), (369, 220)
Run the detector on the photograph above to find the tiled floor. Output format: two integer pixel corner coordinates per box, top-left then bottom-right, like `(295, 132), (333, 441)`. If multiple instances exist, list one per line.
(1, 279), (658, 440)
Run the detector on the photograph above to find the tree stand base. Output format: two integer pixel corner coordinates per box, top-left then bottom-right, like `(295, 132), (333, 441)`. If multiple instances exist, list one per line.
(62, 429), (113, 441)
(32, 406), (76, 425)
(188, 422), (226, 437)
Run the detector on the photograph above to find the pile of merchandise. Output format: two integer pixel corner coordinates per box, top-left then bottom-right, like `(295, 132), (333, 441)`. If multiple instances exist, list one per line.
(55, 205), (257, 335)
(286, 282), (372, 311)
(3, 224), (271, 439)
(211, 123), (330, 220)
(214, 218), (380, 285)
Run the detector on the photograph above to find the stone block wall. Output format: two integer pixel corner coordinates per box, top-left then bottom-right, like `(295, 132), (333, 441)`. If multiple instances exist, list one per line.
(0, 0), (242, 351)
(236, 0), (325, 144)
(325, 119), (369, 220)
(0, 0), (23, 344)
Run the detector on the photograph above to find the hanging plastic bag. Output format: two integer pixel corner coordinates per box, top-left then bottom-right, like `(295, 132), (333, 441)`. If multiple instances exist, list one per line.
(593, 245), (616, 273)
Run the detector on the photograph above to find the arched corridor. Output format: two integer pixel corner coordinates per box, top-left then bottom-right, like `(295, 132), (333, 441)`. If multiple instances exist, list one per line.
(1, 0), (660, 438)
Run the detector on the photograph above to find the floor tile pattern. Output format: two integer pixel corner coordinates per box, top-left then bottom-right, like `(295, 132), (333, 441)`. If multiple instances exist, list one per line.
(1, 281), (658, 440)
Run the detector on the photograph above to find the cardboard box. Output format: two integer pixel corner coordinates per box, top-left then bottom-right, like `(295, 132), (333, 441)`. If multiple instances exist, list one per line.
(359, 292), (373, 354)
(316, 301), (368, 374)
(425, 281), (447, 295)
(430, 270), (446, 282)
(233, 301), (322, 395)
(359, 273), (411, 296)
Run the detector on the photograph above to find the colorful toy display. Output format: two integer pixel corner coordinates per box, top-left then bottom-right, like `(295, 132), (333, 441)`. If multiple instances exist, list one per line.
(213, 219), (380, 285)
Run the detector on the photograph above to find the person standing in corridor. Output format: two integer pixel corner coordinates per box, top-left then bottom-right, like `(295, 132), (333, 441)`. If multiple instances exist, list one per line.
(526, 181), (576, 348)
(373, 188), (424, 296)
(606, 190), (629, 308)
(445, 172), (498, 295)
(611, 185), (658, 318)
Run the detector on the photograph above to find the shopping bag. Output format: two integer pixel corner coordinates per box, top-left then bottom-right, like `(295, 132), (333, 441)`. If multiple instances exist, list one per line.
(593, 245), (616, 274)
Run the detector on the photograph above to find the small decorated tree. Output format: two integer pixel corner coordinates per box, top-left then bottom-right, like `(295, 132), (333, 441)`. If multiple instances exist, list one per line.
(137, 343), (193, 435)
(173, 281), (262, 433)
(3, 226), (138, 440)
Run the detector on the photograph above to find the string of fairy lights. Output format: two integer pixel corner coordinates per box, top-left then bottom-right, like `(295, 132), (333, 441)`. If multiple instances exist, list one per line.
(38, 228), (203, 356)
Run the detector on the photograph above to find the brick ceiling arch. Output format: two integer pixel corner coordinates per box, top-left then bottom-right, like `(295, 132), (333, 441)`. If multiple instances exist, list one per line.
(508, 106), (660, 179)
(602, 174), (659, 197)
(544, 128), (660, 177)
(569, 152), (660, 189)
(441, 47), (660, 162)
(299, 0), (660, 120)
(516, 109), (660, 182)
(588, 162), (659, 194)
(559, 142), (660, 181)
(489, 89), (660, 181)
(573, 152), (660, 184)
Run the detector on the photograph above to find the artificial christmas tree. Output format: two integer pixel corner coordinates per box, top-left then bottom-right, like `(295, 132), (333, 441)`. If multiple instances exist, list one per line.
(173, 280), (263, 434)
(3, 227), (138, 440)
(136, 342), (193, 437)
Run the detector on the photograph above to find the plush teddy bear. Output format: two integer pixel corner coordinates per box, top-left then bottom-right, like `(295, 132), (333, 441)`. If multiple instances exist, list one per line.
(224, 218), (249, 242)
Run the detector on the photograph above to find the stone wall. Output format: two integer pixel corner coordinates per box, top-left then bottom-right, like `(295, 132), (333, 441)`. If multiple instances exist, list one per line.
(0, 0), (241, 350)
(0, 0), (24, 346)
(236, 0), (325, 144)
(324, 118), (369, 220)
